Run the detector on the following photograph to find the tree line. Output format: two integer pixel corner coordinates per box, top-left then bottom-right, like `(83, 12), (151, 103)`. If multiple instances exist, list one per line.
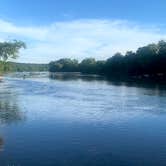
(49, 40), (166, 80)
(0, 62), (48, 72)
(1, 40), (166, 79)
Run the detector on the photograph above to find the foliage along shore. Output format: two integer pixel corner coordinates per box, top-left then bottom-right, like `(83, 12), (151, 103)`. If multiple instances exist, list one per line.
(49, 40), (166, 82)
(0, 40), (48, 74)
(0, 61), (48, 73)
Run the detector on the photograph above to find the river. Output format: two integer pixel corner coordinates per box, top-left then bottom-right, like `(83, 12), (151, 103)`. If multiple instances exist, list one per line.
(0, 72), (166, 166)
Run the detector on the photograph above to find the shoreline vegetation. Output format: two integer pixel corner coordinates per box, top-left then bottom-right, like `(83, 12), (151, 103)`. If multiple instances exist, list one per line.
(49, 40), (166, 83)
(0, 40), (48, 75)
(0, 40), (26, 75)
(1, 40), (166, 83)
(0, 62), (48, 73)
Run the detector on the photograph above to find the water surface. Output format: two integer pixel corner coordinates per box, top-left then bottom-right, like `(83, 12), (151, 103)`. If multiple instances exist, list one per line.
(0, 72), (166, 166)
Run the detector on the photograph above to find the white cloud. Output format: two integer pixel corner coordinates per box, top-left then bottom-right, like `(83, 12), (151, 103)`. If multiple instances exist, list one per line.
(0, 18), (165, 63)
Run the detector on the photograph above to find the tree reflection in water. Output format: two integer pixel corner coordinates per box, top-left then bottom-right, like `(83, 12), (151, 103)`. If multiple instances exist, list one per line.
(0, 81), (25, 153)
(0, 82), (25, 124)
(0, 137), (4, 152)
(0, 99), (25, 124)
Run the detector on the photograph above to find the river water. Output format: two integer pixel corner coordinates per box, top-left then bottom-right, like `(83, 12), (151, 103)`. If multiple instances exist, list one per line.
(0, 72), (166, 166)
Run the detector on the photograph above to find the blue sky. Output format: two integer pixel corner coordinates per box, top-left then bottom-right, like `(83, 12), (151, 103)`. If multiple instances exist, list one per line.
(0, 0), (166, 63)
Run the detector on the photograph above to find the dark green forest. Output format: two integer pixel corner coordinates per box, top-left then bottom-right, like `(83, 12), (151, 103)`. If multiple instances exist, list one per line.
(49, 40), (166, 80)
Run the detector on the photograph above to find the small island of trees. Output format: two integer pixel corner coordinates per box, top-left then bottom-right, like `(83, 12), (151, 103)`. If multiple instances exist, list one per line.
(49, 40), (166, 81)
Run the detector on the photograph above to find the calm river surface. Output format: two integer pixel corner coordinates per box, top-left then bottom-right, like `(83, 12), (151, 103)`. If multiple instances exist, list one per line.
(0, 72), (166, 166)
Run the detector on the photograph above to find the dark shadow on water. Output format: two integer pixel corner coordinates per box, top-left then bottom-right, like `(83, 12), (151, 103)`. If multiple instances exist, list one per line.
(49, 72), (105, 82)
(49, 72), (166, 93)
(105, 78), (166, 97)
(0, 137), (4, 152)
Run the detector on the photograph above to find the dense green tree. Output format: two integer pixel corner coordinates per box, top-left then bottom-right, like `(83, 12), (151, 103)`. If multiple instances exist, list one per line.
(49, 58), (79, 72)
(0, 40), (26, 61)
(79, 58), (96, 73)
(157, 40), (166, 73)
(105, 53), (124, 76)
(48, 40), (166, 81)
(0, 40), (26, 73)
